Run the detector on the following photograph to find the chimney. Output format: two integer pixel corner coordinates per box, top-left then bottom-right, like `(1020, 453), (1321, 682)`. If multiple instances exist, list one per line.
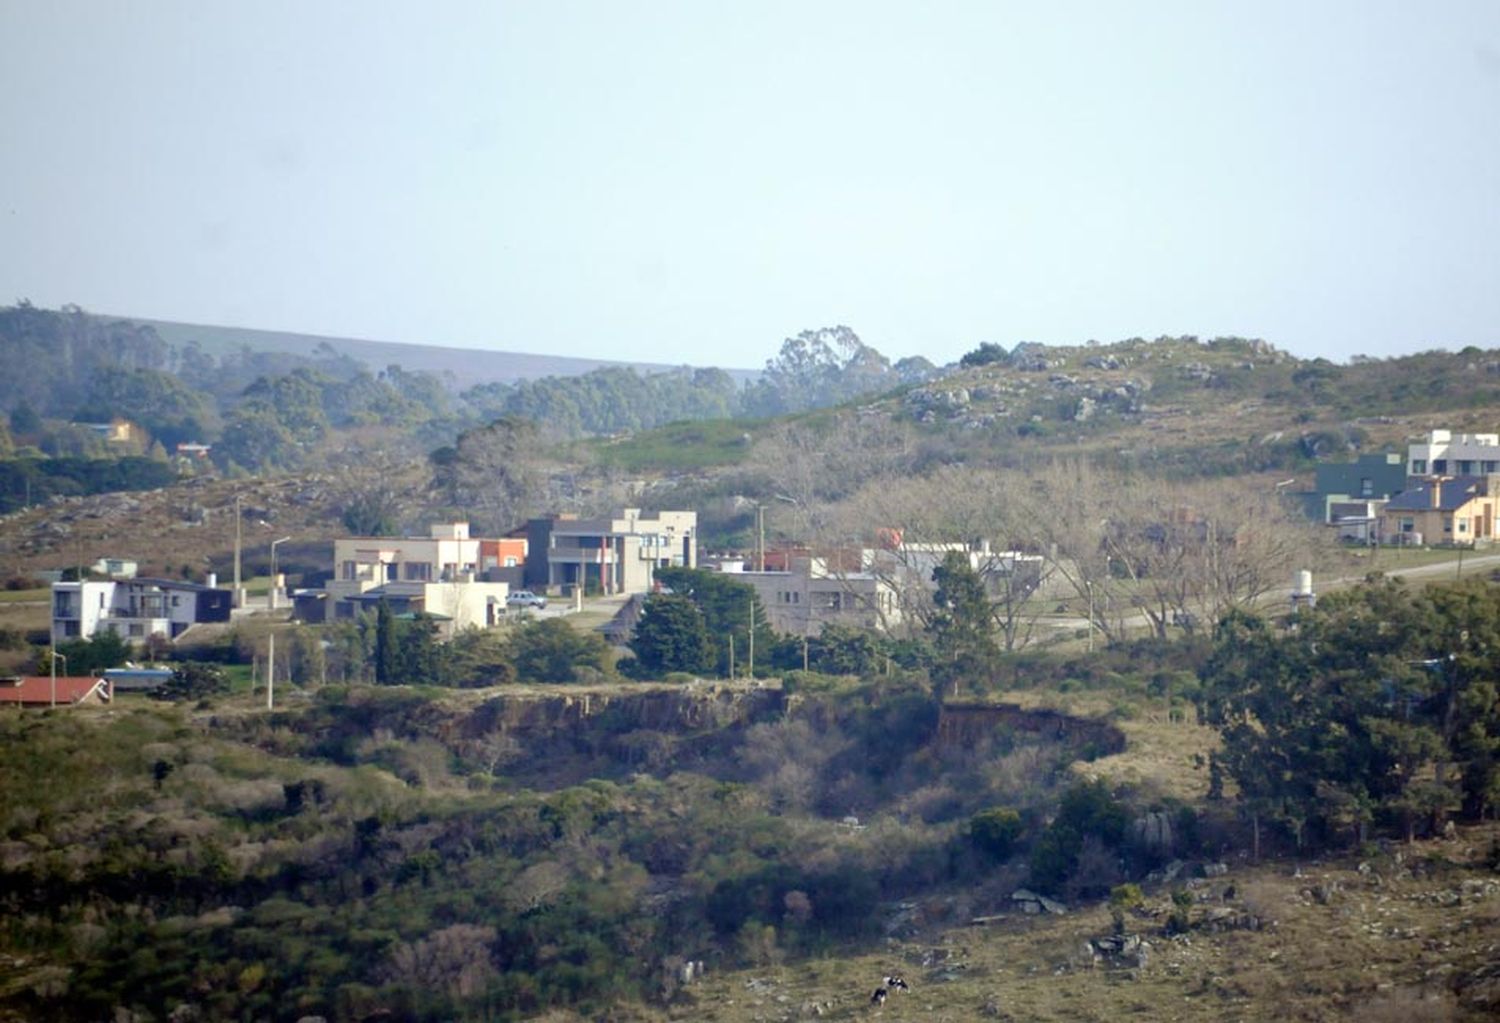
(1430, 482), (1442, 509)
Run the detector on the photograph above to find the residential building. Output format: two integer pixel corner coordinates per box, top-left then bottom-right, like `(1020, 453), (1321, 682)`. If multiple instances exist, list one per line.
(1328, 500), (1386, 543)
(78, 418), (138, 444)
(323, 522), (510, 628)
(51, 578), (232, 646)
(90, 557), (139, 579)
(1378, 476), (1500, 545)
(716, 555), (899, 637)
(0, 676), (113, 708)
(1407, 430), (1500, 479)
(1300, 452), (1408, 523)
(528, 509), (697, 595)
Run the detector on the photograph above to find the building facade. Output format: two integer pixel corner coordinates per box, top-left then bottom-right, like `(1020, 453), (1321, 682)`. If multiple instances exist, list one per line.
(1378, 476), (1500, 545)
(530, 509), (697, 595)
(716, 556), (899, 637)
(323, 522), (510, 627)
(51, 578), (231, 645)
(1306, 452), (1408, 522)
(1408, 430), (1500, 479)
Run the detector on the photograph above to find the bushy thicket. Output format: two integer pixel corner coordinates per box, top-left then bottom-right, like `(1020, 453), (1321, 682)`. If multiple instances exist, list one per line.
(0, 669), (1145, 1021)
(1199, 577), (1500, 851)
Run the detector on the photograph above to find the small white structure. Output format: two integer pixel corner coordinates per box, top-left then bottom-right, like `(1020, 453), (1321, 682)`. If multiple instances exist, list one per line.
(1291, 570), (1316, 613)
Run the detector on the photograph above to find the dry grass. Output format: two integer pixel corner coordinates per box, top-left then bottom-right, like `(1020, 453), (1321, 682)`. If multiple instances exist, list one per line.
(666, 825), (1500, 1022)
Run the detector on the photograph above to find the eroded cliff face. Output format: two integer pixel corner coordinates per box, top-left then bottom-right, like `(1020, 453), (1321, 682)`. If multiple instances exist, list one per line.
(460, 684), (787, 740)
(290, 682), (1121, 790)
(935, 702), (1126, 759)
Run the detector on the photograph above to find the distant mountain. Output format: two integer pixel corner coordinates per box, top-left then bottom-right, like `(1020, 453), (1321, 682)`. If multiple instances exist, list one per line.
(131, 316), (759, 386)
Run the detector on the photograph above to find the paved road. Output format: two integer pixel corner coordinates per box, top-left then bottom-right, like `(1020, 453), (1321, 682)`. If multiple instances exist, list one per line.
(1036, 551), (1500, 636)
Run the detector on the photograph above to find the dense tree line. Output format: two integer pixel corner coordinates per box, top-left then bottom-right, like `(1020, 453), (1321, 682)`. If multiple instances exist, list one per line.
(1198, 577), (1500, 854)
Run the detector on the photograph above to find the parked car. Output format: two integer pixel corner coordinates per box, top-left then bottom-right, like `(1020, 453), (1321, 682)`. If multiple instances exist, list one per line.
(507, 590), (547, 610)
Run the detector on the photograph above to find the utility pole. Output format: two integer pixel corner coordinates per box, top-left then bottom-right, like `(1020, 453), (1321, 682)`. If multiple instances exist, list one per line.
(267, 632), (275, 710)
(756, 504), (765, 573)
(747, 602), (755, 677)
(270, 536), (292, 611)
(233, 494), (243, 609)
(1086, 579), (1095, 654)
(49, 651), (66, 709)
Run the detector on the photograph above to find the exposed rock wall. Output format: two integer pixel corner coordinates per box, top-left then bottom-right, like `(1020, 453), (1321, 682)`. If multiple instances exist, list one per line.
(461, 684), (787, 740)
(935, 702), (1125, 759)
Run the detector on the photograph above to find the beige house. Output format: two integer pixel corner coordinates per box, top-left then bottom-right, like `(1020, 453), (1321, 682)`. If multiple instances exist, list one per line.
(1378, 477), (1500, 546)
(325, 522), (509, 627)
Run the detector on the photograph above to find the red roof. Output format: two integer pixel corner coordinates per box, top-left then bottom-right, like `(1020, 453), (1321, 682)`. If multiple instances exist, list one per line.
(0, 676), (112, 706)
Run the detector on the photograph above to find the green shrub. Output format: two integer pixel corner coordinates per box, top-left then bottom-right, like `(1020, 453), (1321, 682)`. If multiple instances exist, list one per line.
(969, 806), (1024, 861)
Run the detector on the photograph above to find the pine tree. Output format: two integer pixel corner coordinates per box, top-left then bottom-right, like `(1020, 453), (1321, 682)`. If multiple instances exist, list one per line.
(374, 598), (398, 684)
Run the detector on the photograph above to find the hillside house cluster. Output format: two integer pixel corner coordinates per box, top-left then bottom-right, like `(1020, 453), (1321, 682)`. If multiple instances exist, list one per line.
(705, 537), (1051, 637)
(1294, 430), (1500, 547)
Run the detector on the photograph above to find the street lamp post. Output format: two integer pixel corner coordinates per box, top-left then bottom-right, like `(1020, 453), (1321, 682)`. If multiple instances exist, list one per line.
(233, 495), (243, 608)
(269, 536), (292, 611)
(50, 651), (67, 709)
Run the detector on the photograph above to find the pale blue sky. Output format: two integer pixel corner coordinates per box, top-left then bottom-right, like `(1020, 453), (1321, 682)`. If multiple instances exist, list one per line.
(2, 1), (1498, 368)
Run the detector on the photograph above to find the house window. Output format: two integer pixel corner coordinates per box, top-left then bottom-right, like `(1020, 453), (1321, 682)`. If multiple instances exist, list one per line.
(1443, 517), (1453, 533)
(342, 560), (358, 580)
(1433, 459), (1448, 474)
(1359, 477), (1373, 498)
(1458, 519), (1469, 533)
(504, 557), (518, 567)
(129, 624), (144, 637)
(1486, 461), (1499, 474)
(1412, 459), (1427, 474)
(1458, 461), (1475, 475)
(404, 562), (431, 582)
(1400, 517), (1415, 533)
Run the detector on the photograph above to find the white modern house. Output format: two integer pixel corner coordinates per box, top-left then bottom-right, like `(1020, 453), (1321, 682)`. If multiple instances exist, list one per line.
(537, 509), (697, 595)
(324, 522), (511, 628)
(51, 577), (232, 645)
(1408, 430), (1500, 479)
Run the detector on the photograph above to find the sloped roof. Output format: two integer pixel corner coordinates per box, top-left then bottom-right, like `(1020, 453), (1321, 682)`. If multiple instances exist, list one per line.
(1383, 477), (1486, 513)
(0, 676), (111, 705)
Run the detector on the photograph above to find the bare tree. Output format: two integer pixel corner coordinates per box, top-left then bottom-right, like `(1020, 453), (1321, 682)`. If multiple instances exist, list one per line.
(836, 466), (1059, 649)
(1032, 463), (1323, 641)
